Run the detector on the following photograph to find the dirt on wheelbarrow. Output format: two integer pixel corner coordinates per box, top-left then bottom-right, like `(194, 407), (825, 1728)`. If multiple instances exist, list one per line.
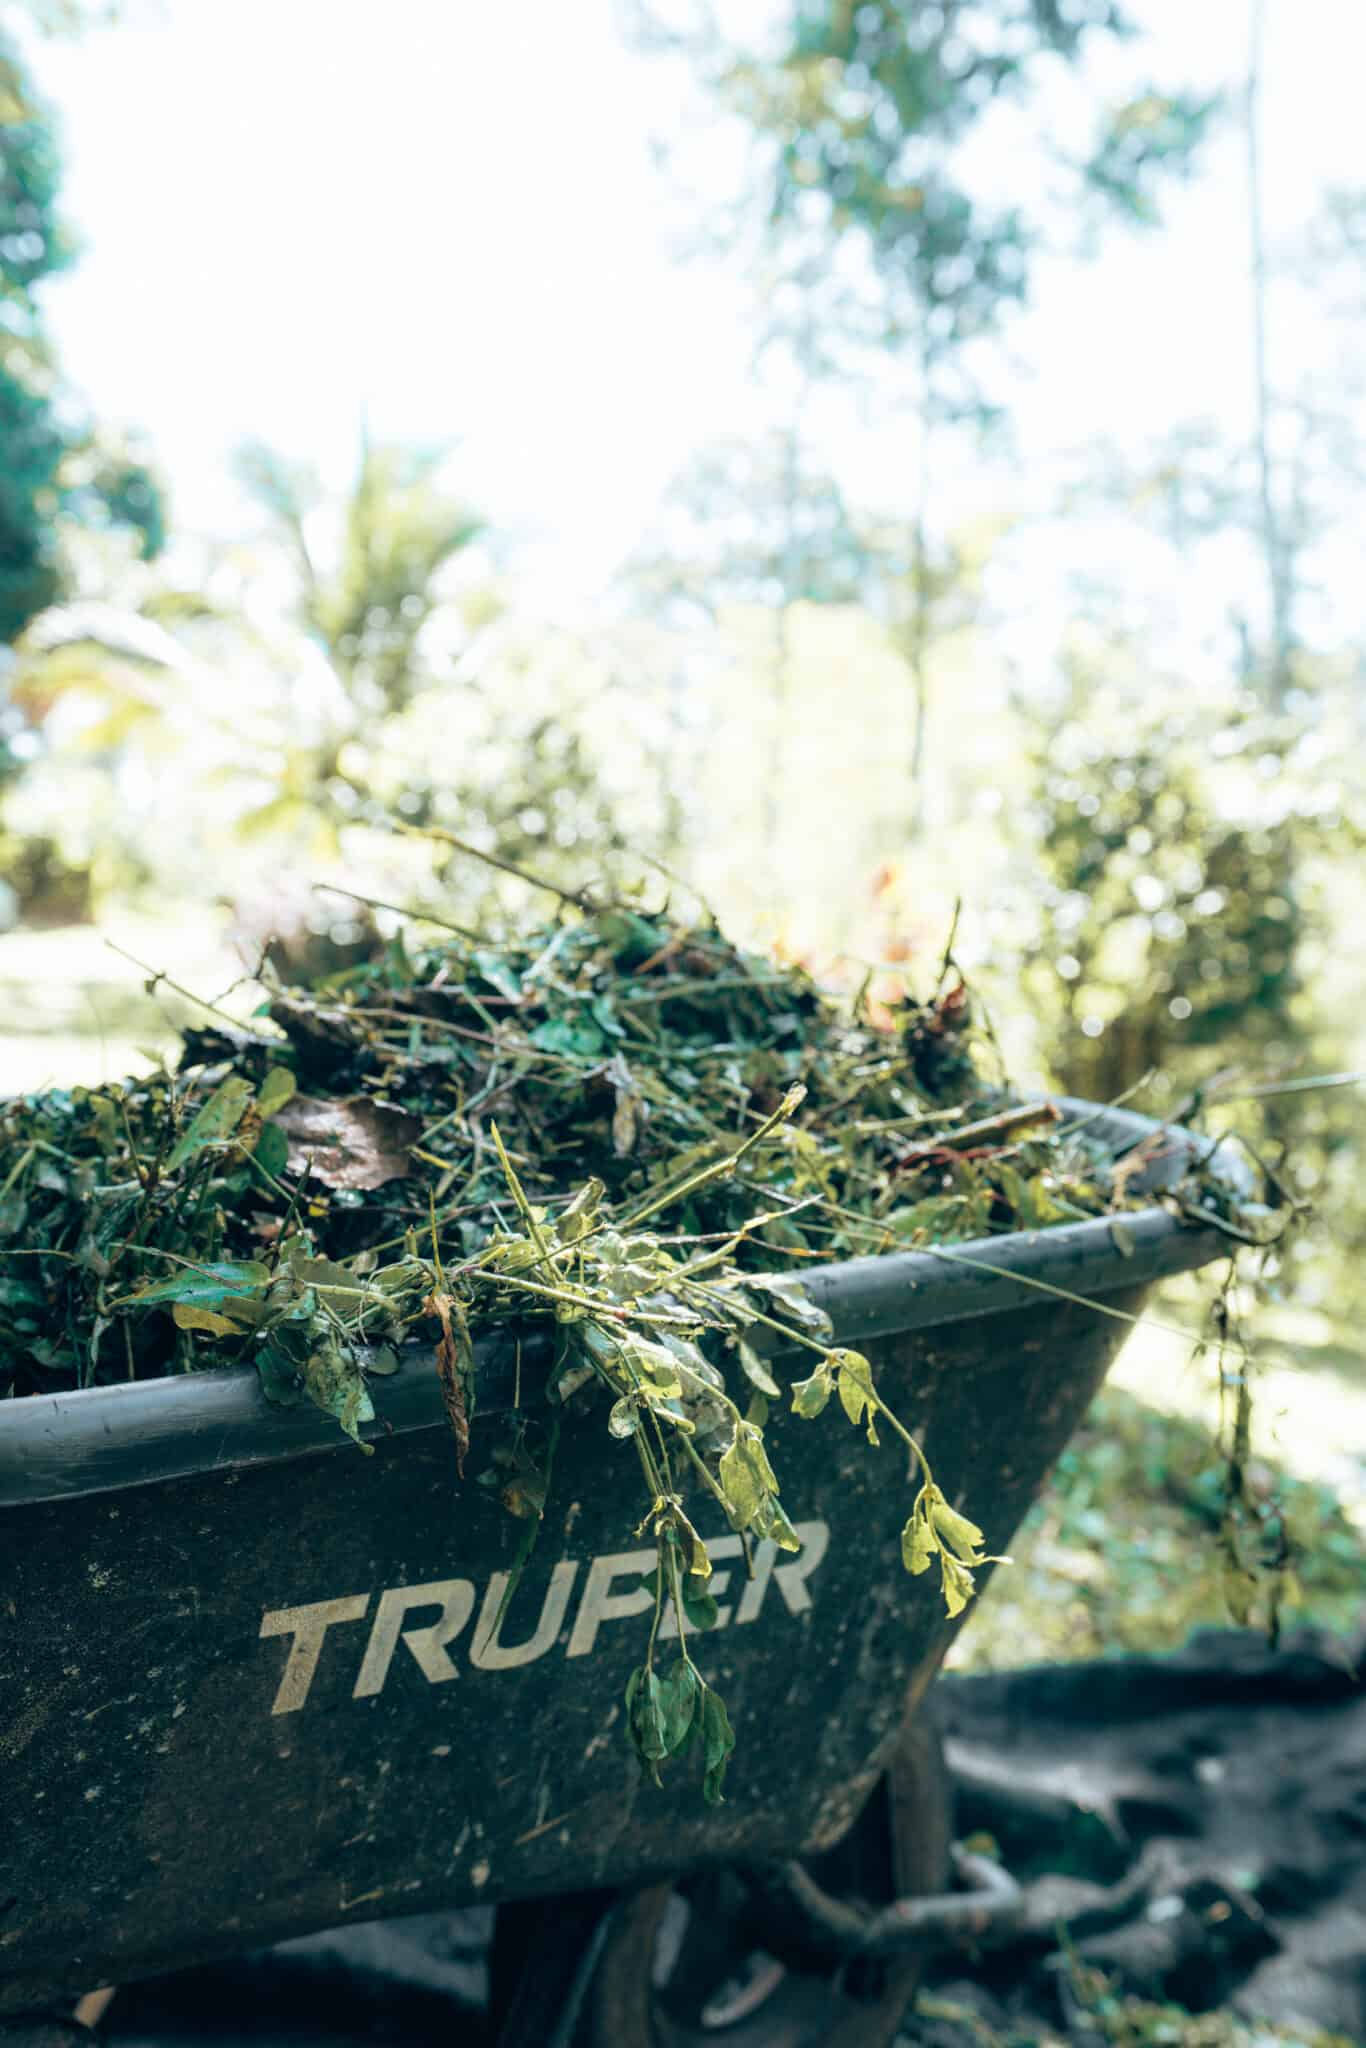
(83, 1626), (1362, 2048)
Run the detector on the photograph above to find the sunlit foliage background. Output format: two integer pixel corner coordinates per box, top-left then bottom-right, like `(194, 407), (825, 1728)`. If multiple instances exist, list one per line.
(1, 1), (1362, 1648)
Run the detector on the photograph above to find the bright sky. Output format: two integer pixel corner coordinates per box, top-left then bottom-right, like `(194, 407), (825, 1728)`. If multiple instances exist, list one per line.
(25, 0), (1366, 611)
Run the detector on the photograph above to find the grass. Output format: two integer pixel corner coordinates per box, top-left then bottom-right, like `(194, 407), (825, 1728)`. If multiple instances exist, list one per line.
(952, 1379), (1363, 1673)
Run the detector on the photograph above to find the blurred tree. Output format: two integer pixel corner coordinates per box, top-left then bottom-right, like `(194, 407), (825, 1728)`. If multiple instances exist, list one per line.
(631, 430), (869, 626)
(0, 29), (161, 651)
(1244, 0), (1291, 709)
(1021, 670), (1313, 1099)
(632, 0), (1215, 833)
(236, 439), (484, 730)
(228, 435), (490, 837)
(0, 30), (74, 643)
(1015, 14), (1366, 1119)
(631, 427), (990, 858)
(0, 2), (122, 31)
(3, 438), (676, 928)
(230, 436), (657, 888)
(1014, 656), (1365, 1312)
(987, 0), (1366, 1270)
(643, 0), (1216, 343)
(629, 428), (867, 858)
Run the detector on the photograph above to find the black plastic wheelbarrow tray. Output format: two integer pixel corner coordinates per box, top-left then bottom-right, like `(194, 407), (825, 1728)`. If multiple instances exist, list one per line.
(0, 1101), (1231, 2020)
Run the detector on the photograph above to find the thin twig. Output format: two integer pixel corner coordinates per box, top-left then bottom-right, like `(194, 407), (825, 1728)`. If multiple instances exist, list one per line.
(313, 882), (480, 940)
(105, 940), (267, 1035)
(393, 821), (600, 912)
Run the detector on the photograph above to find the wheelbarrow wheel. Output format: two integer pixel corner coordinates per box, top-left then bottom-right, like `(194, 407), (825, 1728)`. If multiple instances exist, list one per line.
(583, 1699), (952, 2048)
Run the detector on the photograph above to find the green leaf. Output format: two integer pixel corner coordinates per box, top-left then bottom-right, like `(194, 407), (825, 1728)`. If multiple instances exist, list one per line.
(1022, 1172), (1069, 1229)
(256, 1339), (305, 1407)
(257, 1067), (297, 1118)
(625, 1665), (668, 1772)
(994, 1159), (1028, 1224)
(591, 993), (626, 1038)
(657, 1332), (723, 1393)
(166, 1076), (254, 1169)
(656, 1659), (701, 1754)
(681, 1585), (720, 1633)
(736, 1338), (780, 1398)
(554, 1177), (604, 1245)
(284, 1252), (375, 1319)
(700, 1685), (735, 1804)
(472, 950), (524, 1002)
(628, 1339), (684, 1398)
(253, 1120), (289, 1180)
(600, 911), (666, 965)
(133, 1258), (270, 1318)
(832, 1347), (873, 1387)
(531, 1015), (606, 1059)
(835, 1351), (864, 1417)
(833, 1349), (881, 1445)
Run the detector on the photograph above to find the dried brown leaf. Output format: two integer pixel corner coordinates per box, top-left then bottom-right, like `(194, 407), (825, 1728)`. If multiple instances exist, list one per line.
(426, 1288), (471, 1476)
(275, 1094), (421, 1190)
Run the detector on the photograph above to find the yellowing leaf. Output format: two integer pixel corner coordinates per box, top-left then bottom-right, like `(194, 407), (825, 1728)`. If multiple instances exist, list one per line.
(753, 1494), (802, 1551)
(736, 1338), (780, 1398)
(940, 1553), (976, 1618)
(257, 1067), (298, 1118)
(172, 1302), (240, 1338)
(902, 1512), (935, 1575)
(791, 1361), (833, 1417)
(931, 1496), (987, 1564)
(833, 1347), (875, 1430)
(737, 1420), (778, 1495)
(718, 1436), (762, 1528)
(166, 1076), (254, 1169)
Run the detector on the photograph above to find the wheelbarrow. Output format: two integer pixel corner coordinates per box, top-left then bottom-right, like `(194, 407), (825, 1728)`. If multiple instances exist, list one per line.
(0, 1102), (1235, 2045)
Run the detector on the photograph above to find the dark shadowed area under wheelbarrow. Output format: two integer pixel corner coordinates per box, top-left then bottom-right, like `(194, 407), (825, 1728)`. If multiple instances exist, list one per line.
(63, 1627), (1362, 2048)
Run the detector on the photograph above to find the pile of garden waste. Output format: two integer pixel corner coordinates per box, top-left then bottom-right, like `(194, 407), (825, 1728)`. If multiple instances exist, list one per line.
(0, 884), (1285, 1797)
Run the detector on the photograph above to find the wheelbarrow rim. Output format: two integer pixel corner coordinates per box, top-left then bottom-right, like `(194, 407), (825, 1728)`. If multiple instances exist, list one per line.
(0, 1098), (1237, 1508)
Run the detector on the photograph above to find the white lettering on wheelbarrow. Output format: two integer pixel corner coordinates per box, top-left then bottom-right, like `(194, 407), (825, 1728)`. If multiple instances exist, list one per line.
(258, 1519), (830, 1716)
